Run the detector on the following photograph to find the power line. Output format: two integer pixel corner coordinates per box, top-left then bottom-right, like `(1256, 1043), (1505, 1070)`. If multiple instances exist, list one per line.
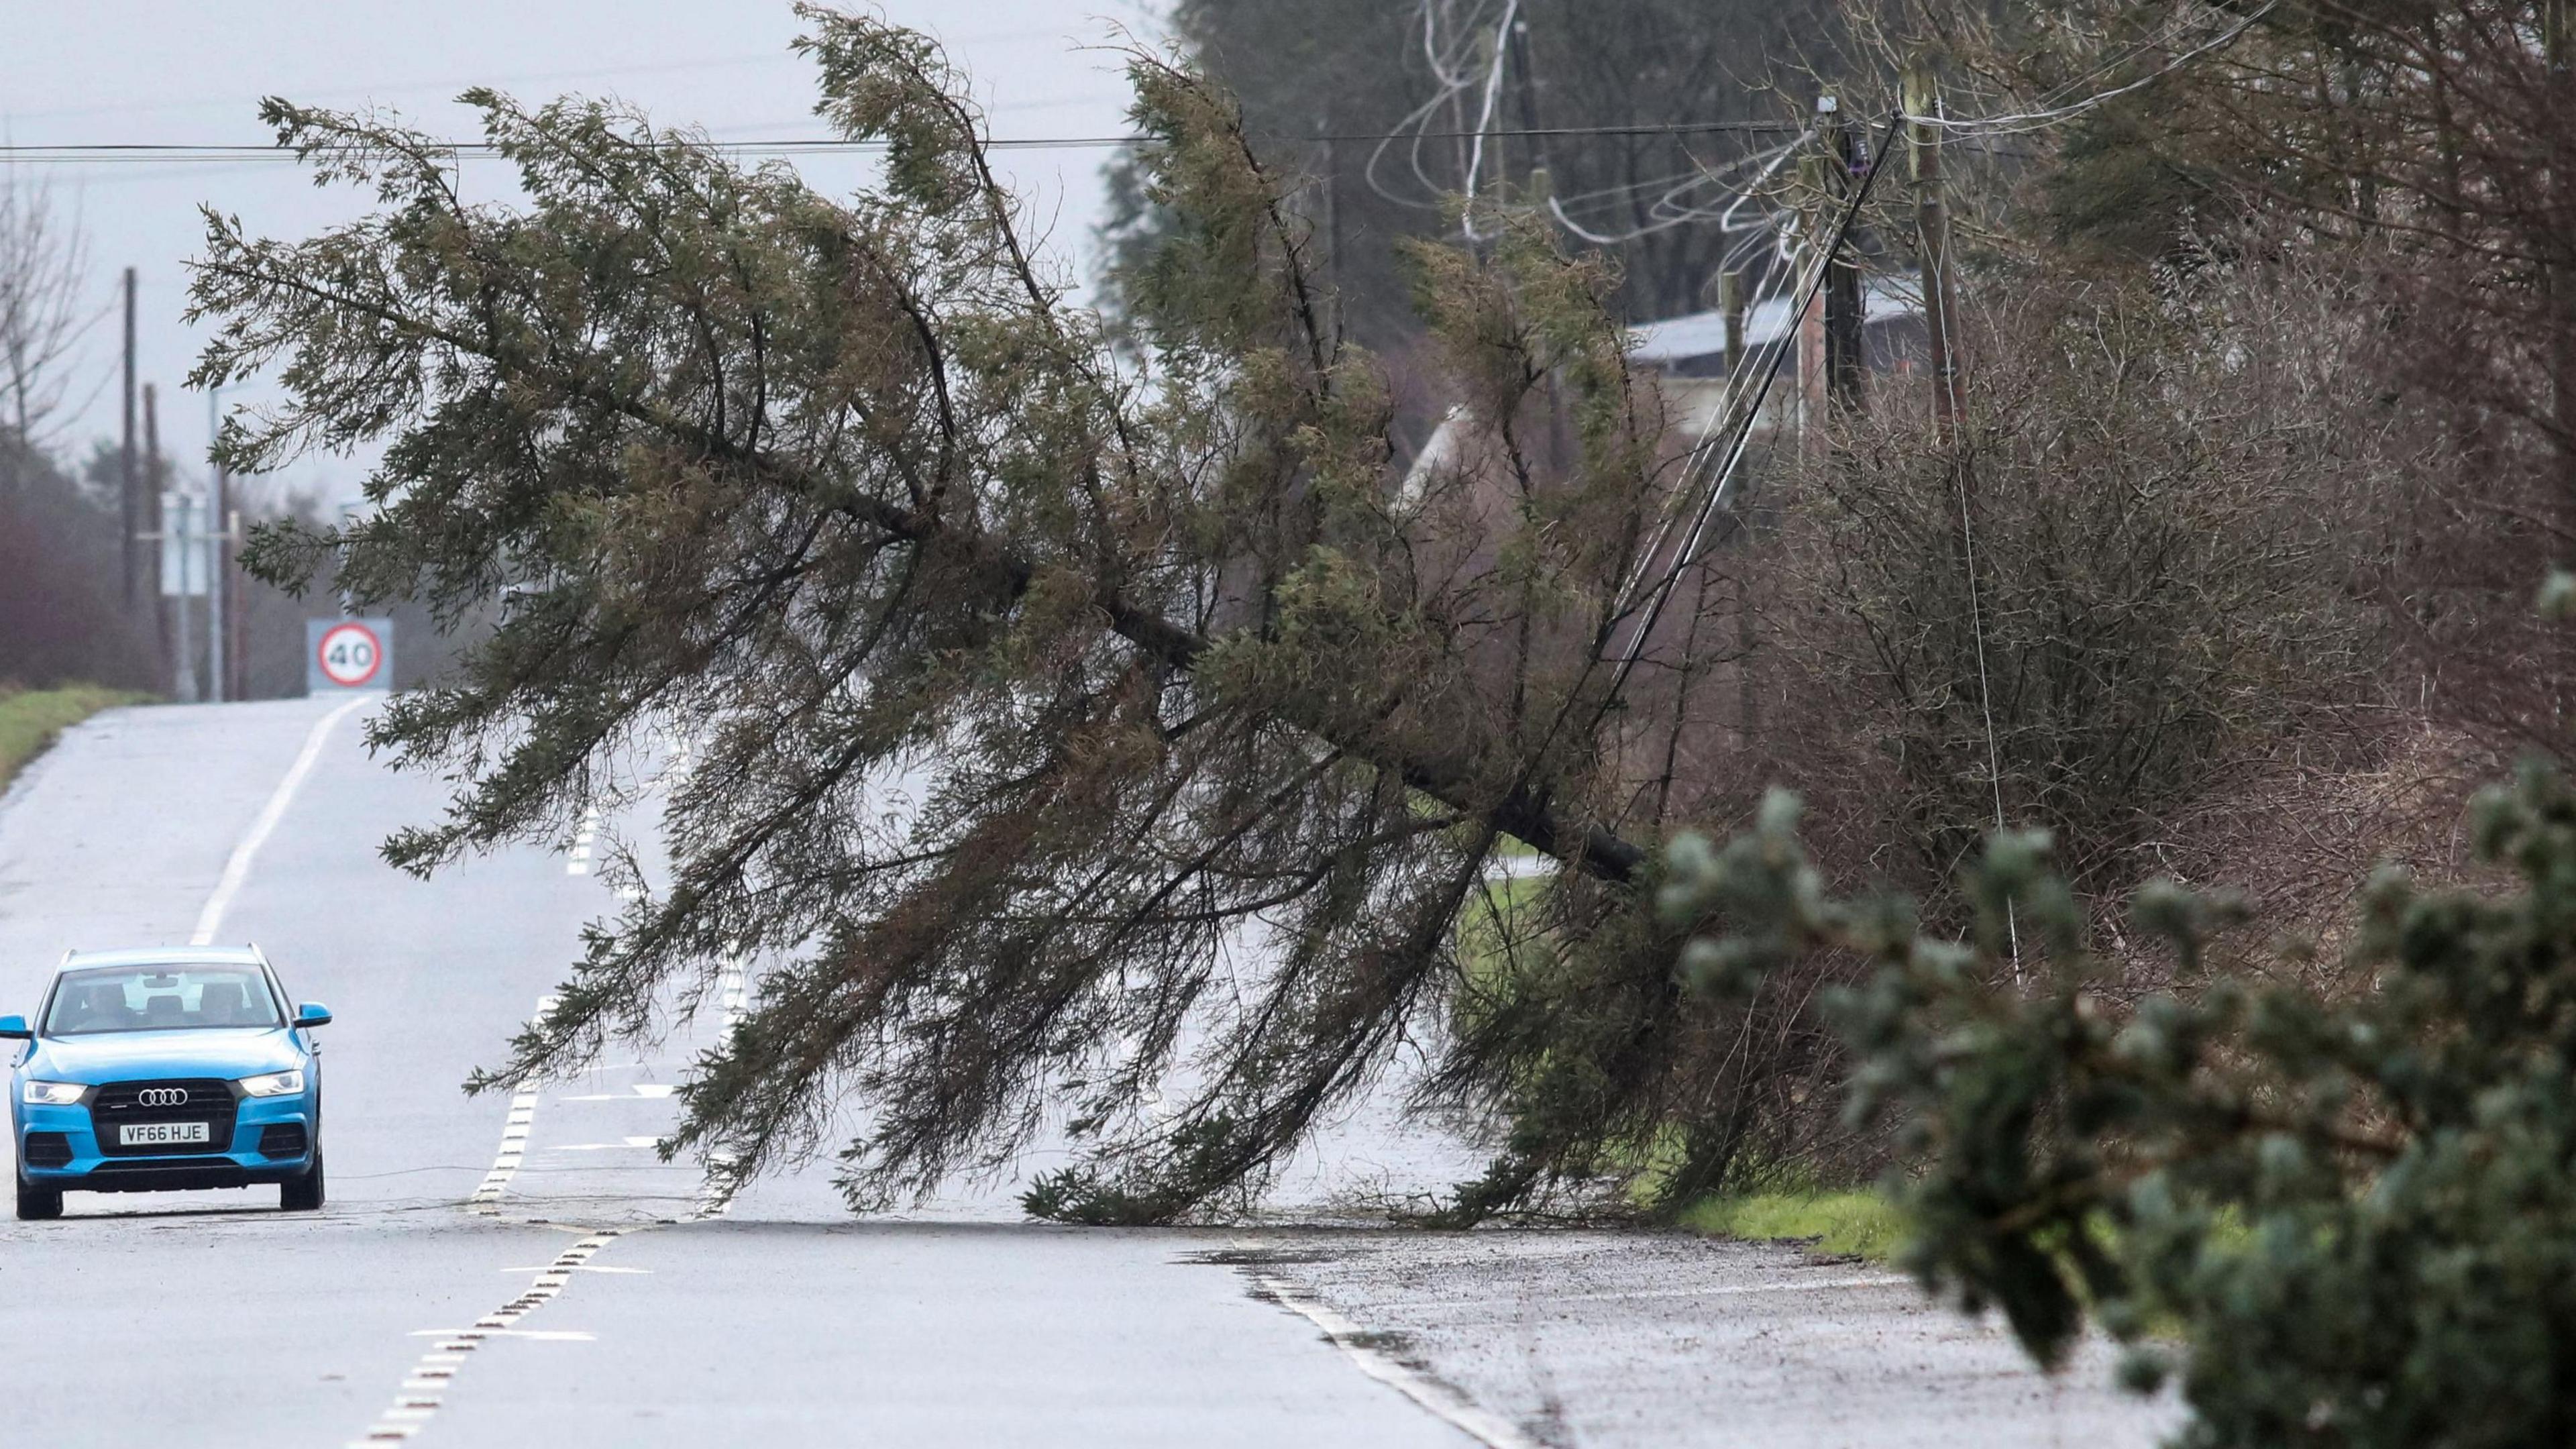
(1598, 112), (1902, 715)
(0, 120), (1815, 167)
(1918, 0), (2279, 138)
(0, 27), (1116, 125)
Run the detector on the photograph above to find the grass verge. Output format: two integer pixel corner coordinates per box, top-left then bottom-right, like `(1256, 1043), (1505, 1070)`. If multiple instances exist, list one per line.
(0, 684), (148, 795)
(1680, 1188), (1907, 1263)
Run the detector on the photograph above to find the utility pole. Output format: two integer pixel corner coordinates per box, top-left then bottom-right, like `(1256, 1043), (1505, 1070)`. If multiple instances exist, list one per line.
(1822, 101), (1866, 413)
(1796, 149), (1829, 460)
(146, 383), (195, 702)
(207, 388), (228, 704)
(1719, 268), (1757, 741)
(229, 494), (248, 701)
(1508, 15), (1542, 187)
(1320, 117), (1344, 344)
(1718, 269), (1748, 384)
(120, 268), (136, 608)
(2547, 1), (2575, 506)
(1904, 62), (1960, 443)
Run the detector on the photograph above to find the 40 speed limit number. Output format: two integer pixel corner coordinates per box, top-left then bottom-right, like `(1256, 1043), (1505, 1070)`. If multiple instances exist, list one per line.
(315, 621), (384, 688)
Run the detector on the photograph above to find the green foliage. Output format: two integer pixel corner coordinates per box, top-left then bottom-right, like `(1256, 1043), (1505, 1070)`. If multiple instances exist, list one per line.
(1019, 1115), (1260, 1225)
(0, 684), (147, 792)
(1680, 1187), (1905, 1263)
(1666, 764), (2576, 1444)
(2043, 103), (2221, 264)
(0, 435), (162, 695)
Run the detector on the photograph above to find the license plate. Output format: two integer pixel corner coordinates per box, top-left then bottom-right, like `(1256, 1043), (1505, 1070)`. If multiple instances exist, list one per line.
(119, 1122), (211, 1147)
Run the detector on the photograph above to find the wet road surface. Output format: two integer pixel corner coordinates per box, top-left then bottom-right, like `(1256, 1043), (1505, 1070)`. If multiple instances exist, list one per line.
(0, 698), (2179, 1447)
(0, 699), (1470, 1448)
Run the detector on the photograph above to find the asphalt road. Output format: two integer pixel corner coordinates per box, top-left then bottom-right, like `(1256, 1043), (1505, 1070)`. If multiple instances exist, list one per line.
(0, 697), (2179, 1448)
(0, 698), (1477, 1448)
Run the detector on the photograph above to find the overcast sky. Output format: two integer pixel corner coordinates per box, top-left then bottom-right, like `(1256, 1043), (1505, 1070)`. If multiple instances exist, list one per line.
(1, 1), (1160, 506)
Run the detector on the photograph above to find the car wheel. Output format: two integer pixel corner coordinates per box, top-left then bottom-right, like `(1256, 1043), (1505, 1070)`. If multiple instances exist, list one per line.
(280, 1150), (325, 1212)
(14, 1174), (62, 1221)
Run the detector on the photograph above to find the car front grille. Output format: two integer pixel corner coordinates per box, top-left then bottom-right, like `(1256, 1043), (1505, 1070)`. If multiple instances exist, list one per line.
(89, 1077), (240, 1157)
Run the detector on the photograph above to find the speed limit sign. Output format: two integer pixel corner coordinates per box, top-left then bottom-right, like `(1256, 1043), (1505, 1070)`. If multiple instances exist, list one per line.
(305, 618), (394, 693)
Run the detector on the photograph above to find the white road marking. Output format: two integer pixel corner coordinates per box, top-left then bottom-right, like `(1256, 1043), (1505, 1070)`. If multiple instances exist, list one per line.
(566, 803), (600, 875)
(189, 696), (369, 946)
(1246, 1268), (1545, 1449)
(658, 729), (698, 791)
(357, 749), (735, 1441)
(349, 1234), (621, 1444)
(468, 995), (557, 1212)
(402, 1328), (601, 1342)
(688, 951), (751, 1220)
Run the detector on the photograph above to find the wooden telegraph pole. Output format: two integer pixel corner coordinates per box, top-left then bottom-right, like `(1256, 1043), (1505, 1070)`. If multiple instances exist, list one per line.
(208, 388), (230, 704)
(1799, 94), (1870, 454)
(1719, 269), (1748, 373)
(1719, 268), (1759, 741)
(120, 268), (137, 608)
(145, 382), (178, 697)
(1904, 63), (1960, 442)
(1796, 149), (1829, 459)
(2546, 1), (2574, 502)
(1822, 100), (1866, 413)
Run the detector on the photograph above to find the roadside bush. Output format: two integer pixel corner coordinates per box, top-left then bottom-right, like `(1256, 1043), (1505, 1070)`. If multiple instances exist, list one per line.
(0, 438), (157, 693)
(1661, 749), (2576, 1446)
(1762, 261), (2399, 910)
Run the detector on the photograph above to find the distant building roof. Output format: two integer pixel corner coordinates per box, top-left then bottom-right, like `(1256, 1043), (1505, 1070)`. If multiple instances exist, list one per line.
(1627, 272), (1924, 366)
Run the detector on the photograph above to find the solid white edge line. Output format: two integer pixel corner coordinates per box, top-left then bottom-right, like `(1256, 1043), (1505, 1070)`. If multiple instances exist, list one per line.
(189, 696), (370, 947)
(1247, 1270), (1546, 1449)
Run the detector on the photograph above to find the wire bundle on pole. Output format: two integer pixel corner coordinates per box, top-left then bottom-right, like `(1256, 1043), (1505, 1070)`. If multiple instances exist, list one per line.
(1597, 112), (1900, 717)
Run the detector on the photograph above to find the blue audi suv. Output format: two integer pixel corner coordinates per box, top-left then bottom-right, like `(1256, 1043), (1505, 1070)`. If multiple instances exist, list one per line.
(6, 946), (330, 1221)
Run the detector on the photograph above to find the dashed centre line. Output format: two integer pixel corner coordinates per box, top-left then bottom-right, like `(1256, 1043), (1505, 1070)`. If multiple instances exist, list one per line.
(566, 803), (601, 876)
(686, 953), (751, 1219)
(353, 729), (727, 1445)
(468, 995), (555, 1212)
(349, 1230), (624, 1446)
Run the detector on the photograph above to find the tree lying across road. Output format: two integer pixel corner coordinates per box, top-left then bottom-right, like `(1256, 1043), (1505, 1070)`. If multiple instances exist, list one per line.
(189, 5), (1731, 1217)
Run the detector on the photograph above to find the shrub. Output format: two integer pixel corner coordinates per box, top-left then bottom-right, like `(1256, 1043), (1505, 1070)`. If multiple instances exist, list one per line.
(1663, 761), (2576, 1446)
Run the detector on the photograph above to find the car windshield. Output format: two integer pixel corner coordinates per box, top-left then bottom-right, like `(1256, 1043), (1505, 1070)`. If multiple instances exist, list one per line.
(41, 965), (283, 1035)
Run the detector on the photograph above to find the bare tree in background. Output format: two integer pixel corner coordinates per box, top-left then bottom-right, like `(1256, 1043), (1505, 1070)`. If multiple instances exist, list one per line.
(0, 162), (101, 458)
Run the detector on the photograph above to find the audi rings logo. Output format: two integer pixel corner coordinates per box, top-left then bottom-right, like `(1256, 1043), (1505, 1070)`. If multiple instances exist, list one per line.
(136, 1087), (190, 1108)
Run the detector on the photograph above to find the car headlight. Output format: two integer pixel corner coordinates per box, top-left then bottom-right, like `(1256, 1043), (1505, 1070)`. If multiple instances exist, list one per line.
(239, 1069), (306, 1097)
(20, 1080), (85, 1106)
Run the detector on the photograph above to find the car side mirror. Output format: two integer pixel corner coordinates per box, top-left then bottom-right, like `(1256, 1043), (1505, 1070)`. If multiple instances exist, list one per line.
(296, 1003), (333, 1028)
(0, 1014), (28, 1040)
